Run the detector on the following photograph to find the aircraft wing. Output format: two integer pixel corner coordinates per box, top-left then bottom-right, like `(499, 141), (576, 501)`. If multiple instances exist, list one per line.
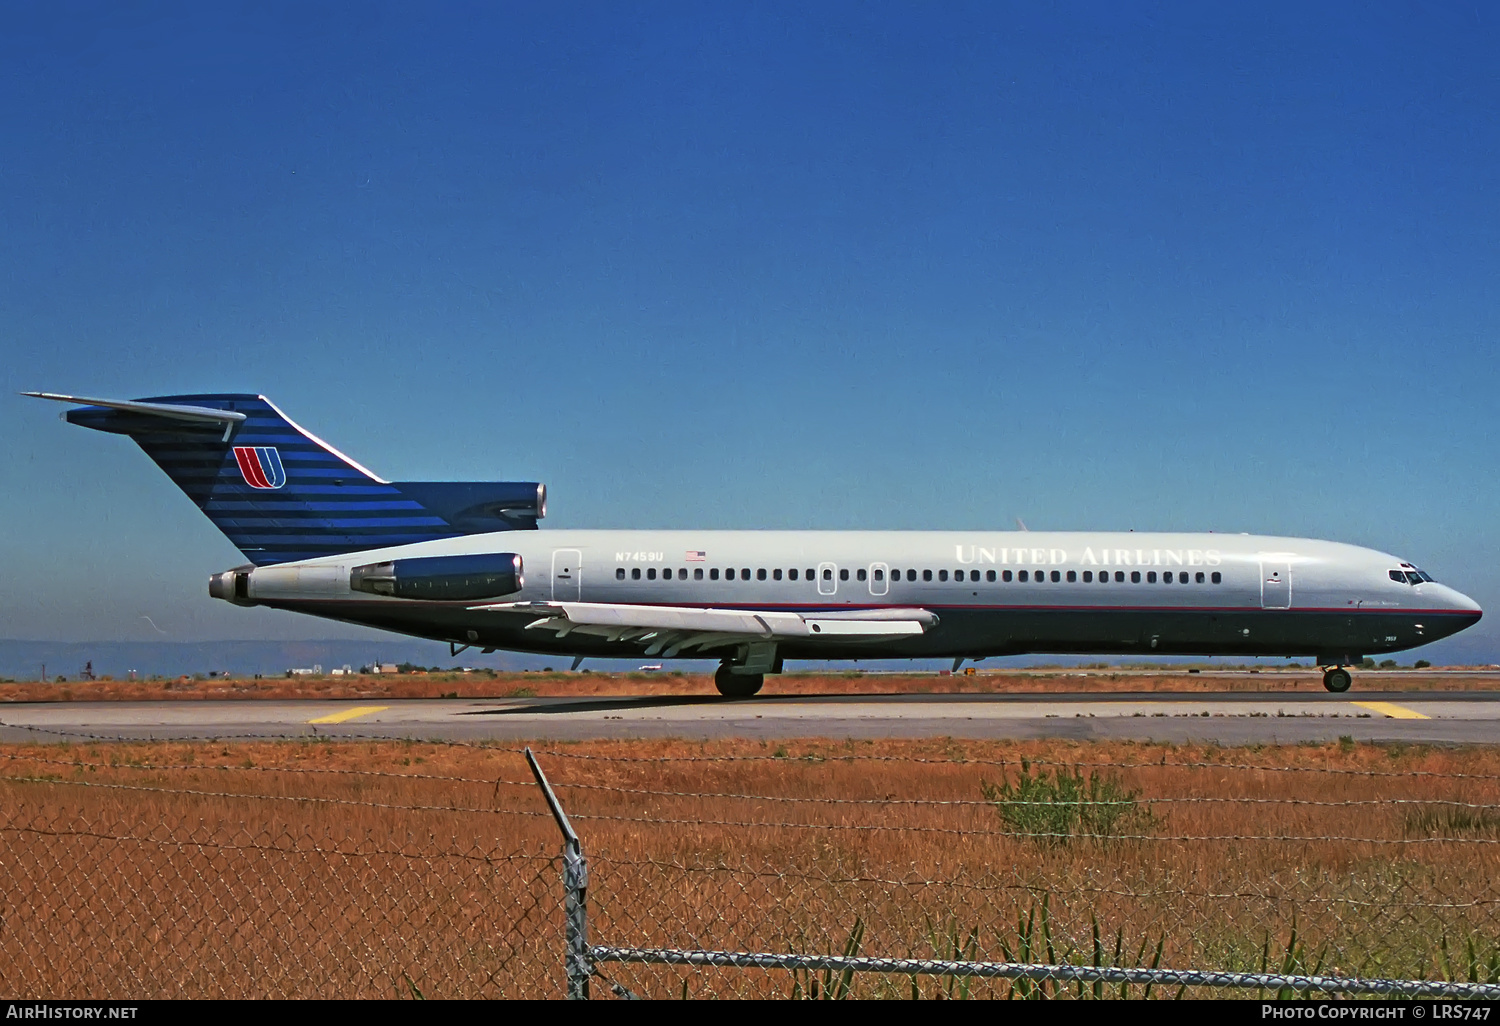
(470, 600), (938, 657)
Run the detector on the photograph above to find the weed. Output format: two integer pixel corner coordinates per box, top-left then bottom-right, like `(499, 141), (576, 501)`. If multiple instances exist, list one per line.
(1405, 807), (1500, 839)
(980, 759), (1149, 843)
(789, 916), (864, 999)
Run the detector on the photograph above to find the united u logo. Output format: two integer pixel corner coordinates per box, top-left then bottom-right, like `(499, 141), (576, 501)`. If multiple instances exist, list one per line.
(232, 446), (287, 489)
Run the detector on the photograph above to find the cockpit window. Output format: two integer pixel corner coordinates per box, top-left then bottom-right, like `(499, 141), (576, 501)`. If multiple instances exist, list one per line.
(1389, 570), (1405, 583)
(1390, 568), (1437, 585)
(1405, 571), (1424, 585)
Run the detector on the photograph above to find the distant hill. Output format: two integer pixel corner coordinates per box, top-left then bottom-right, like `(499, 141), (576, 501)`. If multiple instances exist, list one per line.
(0, 640), (567, 681)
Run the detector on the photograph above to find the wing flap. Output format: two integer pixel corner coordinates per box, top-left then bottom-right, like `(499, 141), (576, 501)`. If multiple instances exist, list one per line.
(473, 600), (936, 648)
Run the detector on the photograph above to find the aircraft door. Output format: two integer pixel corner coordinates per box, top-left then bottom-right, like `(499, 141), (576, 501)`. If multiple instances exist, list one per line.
(817, 561), (837, 597)
(1260, 560), (1291, 609)
(552, 549), (582, 602)
(869, 562), (889, 597)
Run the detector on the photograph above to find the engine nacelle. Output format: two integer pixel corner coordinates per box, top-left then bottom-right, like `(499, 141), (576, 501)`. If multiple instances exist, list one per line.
(208, 565), (258, 606)
(349, 553), (524, 601)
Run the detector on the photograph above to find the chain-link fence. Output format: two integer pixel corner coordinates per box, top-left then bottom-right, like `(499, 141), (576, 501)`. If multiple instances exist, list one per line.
(2, 735), (1499, 998)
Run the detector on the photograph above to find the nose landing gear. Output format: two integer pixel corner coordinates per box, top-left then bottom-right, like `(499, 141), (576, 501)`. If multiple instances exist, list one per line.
(1322, 666), (1353, 693)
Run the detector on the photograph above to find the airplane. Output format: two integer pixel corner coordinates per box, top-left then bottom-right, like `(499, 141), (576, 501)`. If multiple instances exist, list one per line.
(24, 391), (1483, 696)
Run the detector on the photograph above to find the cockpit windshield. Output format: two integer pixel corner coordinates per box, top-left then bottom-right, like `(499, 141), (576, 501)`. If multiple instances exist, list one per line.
(1389, 565), (1436, 585)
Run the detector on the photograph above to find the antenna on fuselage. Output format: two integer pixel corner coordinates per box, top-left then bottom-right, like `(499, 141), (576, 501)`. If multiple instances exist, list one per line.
(1016, 517), (1028, 531)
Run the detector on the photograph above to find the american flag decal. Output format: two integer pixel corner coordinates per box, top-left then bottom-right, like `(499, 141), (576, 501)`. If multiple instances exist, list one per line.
(685, 550), (706, 561)
(232, 446), (287, 489)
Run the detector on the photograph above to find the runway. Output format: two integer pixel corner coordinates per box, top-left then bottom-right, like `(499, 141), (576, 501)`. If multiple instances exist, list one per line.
(4, 690), (1500, 745)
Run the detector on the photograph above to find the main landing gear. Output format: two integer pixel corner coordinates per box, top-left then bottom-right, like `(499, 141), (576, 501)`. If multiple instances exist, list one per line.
(714, 663), (764, 698)
(1322, 666), (1353, 693)
(713, 643), (779, 698)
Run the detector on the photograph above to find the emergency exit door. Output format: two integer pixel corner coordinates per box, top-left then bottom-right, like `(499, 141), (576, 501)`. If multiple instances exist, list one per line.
(552, 549), (582, 602)
(1260, 560), (1291, 609)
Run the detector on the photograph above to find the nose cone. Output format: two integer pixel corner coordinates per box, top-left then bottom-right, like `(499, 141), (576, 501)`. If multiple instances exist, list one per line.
(1438, 584), (1483, 617)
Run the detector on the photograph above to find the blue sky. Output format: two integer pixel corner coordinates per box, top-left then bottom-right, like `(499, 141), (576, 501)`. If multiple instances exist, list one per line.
(3, 3), (1497, 660)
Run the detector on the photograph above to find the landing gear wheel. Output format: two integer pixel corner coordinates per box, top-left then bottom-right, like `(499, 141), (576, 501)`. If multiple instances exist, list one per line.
(1322, 667), (1352, 693)
(714, 664), (764, 698)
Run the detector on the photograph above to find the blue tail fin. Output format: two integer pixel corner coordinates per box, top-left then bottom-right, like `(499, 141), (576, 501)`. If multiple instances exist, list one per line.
(31, 392), (544, 565)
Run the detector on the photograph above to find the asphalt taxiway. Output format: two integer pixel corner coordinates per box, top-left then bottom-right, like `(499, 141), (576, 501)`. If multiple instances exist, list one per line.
(3, 690), (1500, 745)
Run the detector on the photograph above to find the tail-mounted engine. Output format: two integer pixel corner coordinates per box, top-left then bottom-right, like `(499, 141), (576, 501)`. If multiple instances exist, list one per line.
(349, 553), (524, 601)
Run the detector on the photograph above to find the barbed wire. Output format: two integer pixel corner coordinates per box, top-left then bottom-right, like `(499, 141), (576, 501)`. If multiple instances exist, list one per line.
(0, 820), (558, 864)
(584, 855), (1500, 910)
(527, 748), (1500, 781)
(6, 752), (1500, 811)
(0, 773), (550, 818)
(0, 750), (534, 789)
(5, 772), (1494, 843)
(563, 808), (1500, 844)
(8, 722), (1500, 781)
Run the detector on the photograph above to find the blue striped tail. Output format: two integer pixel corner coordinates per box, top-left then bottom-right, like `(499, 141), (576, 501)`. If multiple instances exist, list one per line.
(61, 393), (543, 564)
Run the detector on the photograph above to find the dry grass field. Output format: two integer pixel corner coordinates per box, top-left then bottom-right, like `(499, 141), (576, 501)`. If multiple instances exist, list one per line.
(2, 735), (1499, 998)
(2, 666), (1496, 705)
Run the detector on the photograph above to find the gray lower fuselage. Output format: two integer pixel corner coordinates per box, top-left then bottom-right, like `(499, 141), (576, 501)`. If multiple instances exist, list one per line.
(232, 530), (1483, 664)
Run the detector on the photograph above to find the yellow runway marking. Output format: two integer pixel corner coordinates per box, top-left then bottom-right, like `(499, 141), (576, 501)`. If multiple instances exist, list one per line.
(1351, 701), (1430, 720)
(307, 705), (389, 725)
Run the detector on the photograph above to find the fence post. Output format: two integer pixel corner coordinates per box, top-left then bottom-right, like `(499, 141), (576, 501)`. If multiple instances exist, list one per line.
(525, 747), (591, 999)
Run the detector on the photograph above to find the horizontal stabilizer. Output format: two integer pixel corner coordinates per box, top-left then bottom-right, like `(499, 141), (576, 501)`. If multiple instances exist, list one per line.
(22, 392), (246, 440)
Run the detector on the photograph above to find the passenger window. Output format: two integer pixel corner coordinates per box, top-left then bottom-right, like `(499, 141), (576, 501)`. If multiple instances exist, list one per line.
(679, 568), (687, 580)
(1131, 571), (1141, 583)
(857, 568), (867, 582)
(807, 569), (815, 580)
(663, 569), (673, 583)
(616, 568), (625, 580)
(1066, 570), (1076, 583)
(742, 568), (751, 580)
(725, 568), (735, 581)
(822, 568), (833, 581)
(875, 569), (885, 581)
(789, 569), (798, 581)
(1146, 571), (1156, 583)
(986, 570), (996, 582)
(939, 570), (948, 582)
(694, 568), (704, 580)
(907, 569), (917, 582)
(710, 568), (720, 580)
(1211, 572), (1222, 584)
(839, 569), (849, 581)
(1050, 570), (1061, 582)
(757, 568), (767, 581)
(1195, 571), (1204, 583)
(647, 568), (657, 580)
(1003, 570), (1013, 582)
(773, 568), (782, 581)
(632, 568), (642, 580)
(1018, 570), (1029, 582)
(1083, 571), (1093, 582)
